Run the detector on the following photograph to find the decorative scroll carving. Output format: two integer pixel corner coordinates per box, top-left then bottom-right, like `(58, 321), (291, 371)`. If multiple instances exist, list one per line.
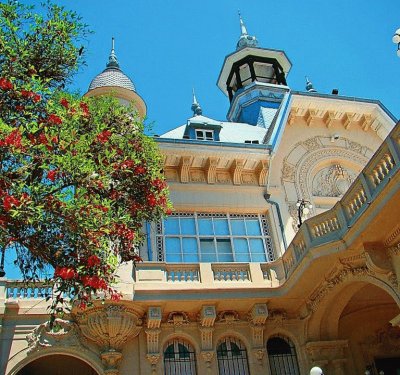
(26, 318), (83, 354)
(179, 156), (192, 183)
(217, 310), (239, 324)
(282, 162), (295, 181)
(385, 226), (400, 247)
(230, 159), (244, 185)
(190, 170), (205, 183)
(306, 266), (371, 313)
(206, 157), (218, 184)
(167, 311), (189, 327)
(253, 348), (265, 365)
(201, 351), (214, 368)
(268, 309), (287, 326)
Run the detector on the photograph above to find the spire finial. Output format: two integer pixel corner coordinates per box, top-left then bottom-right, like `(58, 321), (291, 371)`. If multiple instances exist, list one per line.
(305, 76), (317, 93)
(107, 37), (120, 69)
(238, 10), (248, 36)
(191, 88), (202, 116)
(236, 12), (258, 50)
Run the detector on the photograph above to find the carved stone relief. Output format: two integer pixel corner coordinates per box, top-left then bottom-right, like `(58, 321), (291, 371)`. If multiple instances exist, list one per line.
(312, 164), (356, 197)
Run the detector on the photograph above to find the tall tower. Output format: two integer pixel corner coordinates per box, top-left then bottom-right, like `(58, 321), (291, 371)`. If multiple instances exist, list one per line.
(217, 14), (292, 151)
(85, 38), (147, 117)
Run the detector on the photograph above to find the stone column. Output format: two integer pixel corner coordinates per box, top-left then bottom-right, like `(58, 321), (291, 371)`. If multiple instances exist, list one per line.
(145, 307), (162, 374)
(198, 305), (216, 374)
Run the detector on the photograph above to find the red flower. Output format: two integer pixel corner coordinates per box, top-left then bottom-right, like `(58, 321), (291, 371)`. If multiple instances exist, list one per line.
(110, 292), (122, 301)
(0, 77), (13, 90)
(87, 255), (101, 267)
(134, 165), (146, 175)
(60, 98), (69, 109)
(15, 105), (25, 111)
(166, 208), (173, 215)
(48, 114), (62, 125)
(1, 129), (22, 149)
(121, 159), (134, 169)
(20, 90), (34, 98)
(55, 266), (76, 280)
(97, 130), (112, 144)
(80, 102), (90, 117)
(152, 178), (166, 191)
(147, 193), (157, 207)
(38, 133), (48, 145)
(33, 93), (41, 103)
(47, 169), (58, 182)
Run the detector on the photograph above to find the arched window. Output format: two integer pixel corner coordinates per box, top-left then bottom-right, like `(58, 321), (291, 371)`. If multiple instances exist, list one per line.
(267, 336), (300, 375)
(163, 339), (197, 375)
(216, 337), (250, 375)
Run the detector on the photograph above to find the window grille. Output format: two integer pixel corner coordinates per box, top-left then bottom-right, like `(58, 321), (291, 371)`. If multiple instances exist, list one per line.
(217, 337), (250, 375)
(163, 339), (197, 375)
(267, 336), (300, 375)
(156, 212), (276, 263)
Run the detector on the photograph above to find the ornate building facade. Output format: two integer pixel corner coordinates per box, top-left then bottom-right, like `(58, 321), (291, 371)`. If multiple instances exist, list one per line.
(1, 18), (400, 375)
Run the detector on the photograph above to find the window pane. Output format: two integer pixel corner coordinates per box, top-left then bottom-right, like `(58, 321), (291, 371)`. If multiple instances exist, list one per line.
(200, 238), (215, 252)
(246, 219), (262, 235)
(165, 238), (181, 262)
(181, 218), (196, 235)
(183, 253), (199, 262)
(182, 238), (198, 254)
(234, 238), (250, 262)
(164, 218), (179, 235)
(198, 218), (213, 235)
(217, 239), (233, 262)
(200, 238), (216, 262)
(231, 219), (246, 235)
(214, 219), (229, 235)
(249, 239), (264, 253)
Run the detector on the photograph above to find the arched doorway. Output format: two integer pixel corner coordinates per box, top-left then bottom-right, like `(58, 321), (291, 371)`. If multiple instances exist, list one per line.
(16, 354), (98, 375)
(338, 283), (400, 374)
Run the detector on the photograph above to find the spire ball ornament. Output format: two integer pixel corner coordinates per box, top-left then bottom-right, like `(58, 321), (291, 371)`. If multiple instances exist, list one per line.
(191, 88), (203, 116)
(393, 28), (400, 57)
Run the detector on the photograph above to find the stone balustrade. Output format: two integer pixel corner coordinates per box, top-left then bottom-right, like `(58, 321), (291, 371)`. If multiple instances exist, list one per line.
(281, 123), (399, 277)
(5, 280), (53, 300)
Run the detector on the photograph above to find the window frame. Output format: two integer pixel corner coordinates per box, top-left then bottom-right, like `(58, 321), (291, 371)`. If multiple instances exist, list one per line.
(163, 339), (197, 375)
(156, 212), (275, 263)
(195, 129), (214, 141)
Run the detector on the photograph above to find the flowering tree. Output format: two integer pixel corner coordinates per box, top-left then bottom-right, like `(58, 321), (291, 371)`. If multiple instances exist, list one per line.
(0, 1), (170, 320)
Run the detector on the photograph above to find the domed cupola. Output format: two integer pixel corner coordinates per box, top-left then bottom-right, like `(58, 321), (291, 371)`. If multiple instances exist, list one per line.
(85, 38), (146, 117)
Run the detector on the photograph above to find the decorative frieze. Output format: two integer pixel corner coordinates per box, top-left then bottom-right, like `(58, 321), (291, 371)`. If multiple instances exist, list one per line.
(218, 310), (240, 324)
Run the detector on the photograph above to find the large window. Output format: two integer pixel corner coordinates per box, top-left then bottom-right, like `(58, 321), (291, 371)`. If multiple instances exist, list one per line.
(267, 336), (300, 375)
(217, 337), (250, 375)
(156, 213), (275, 263)
(164, 339), (197, 375)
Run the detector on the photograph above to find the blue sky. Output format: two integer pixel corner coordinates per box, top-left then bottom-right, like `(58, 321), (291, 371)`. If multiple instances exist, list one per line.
(33, 0), (400, 134)
(4, 0), (400, 278)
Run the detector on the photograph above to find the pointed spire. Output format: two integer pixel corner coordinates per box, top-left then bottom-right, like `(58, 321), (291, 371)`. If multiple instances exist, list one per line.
(238, 10), (248, 36)
(191, 88), (202, 116)
(106, 37), (120, 69)
(236, 12), (258, 50)
(305, 76), (317, 93)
